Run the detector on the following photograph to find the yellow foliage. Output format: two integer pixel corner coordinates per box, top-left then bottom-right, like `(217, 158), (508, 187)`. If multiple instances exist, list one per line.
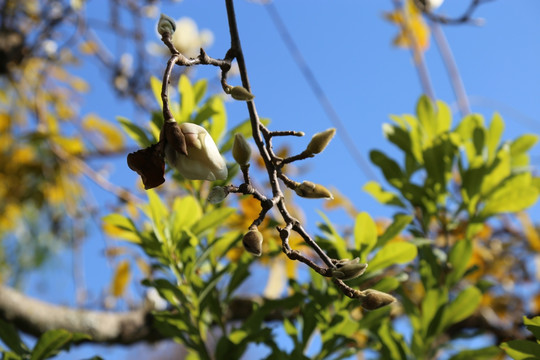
(79, 41), (100, 55)
(384, 0), (430, 52)
(110, 260), (131, 298)
(517, 212), (540, 251)
(82, 113), (124, 151)
(54, 136), (85, 155)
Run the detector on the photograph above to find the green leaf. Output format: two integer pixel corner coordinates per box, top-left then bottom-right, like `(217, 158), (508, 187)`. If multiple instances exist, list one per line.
(220, 118), (270, 153)
(367, 242), (417, 273)
(416, 95), (436, 141)
(486, 113), (504, 164)
(481, 174), (539, 216)
(150, 76), (163, 108)
(283, 318), (298, 339)
(193, 79), (208, 105)
(207, 97), (227, 144)
(501, 340), (540, 360)
(363, 181), (405, 207)
(441, 286), (482, 330)
(146, 190), (169, 243)
(102, 213), (141, 243)
(117, 117), (152, 147)
(448, 346), (502, 360)
(191, 207), (235, 236)
(354, 212), (377, 262)
(446, 238), (473, 287)
(0, 319), (29, 356)
(30, 329), (74, 360)
(178, 74), (194, 122)
(510, 134), (538, 156)
(524, 316), (540, 340)
(370, 150), (404, 189)
(317, 211), (349, 259)
(170, 196), (202, 240)
(435, 100), (452, 135)
(377, 214), (413, 248)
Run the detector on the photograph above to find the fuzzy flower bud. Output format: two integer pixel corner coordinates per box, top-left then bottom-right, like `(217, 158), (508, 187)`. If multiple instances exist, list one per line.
(358, 289), (396, 311)
(305, 128), (336, 155)
(332, 258), (368, 281)
(242, 227), (263, 256)
(207, 186), (228, 204)
(226, 86), (255, 101)
(165, 122), (227, 181)
(294, 181), (334, 200)
(158, 14), (176, 37)
(232, 133), (252, 166)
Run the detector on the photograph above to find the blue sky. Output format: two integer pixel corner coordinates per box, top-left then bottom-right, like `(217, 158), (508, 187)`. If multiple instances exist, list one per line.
(20, 0), (540, 359)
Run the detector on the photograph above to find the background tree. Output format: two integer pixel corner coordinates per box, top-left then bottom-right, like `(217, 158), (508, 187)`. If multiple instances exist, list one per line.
(0, 0), (539, 359)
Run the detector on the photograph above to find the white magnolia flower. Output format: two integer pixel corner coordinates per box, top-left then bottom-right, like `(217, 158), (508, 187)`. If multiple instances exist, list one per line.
(172, 17), (213, 57)
(165, 122), (227, 181)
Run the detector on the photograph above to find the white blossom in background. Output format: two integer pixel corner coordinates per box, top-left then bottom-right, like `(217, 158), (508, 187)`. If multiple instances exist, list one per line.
(147, 17), (213, 58)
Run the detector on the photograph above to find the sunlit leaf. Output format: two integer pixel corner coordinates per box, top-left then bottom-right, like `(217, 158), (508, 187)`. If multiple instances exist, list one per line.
(83, 113), (124, 151)
(102, 214), (140, 243)
(150, 76), (163, 108)
(117, 117), (152, 148)
(441, 286), (481, 330)
(179, 74), (194, 122)
(500, 340), (540, 360)
(354, 212), (377, 262)
(446, 238), (473, 287)
(363, 181), (405, 207)
(367, 242), (417, 273)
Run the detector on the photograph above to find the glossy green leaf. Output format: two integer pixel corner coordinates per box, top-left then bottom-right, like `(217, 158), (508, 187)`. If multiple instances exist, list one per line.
(481, 174), (539, 216)
(435, 100), (452, 134)
(367, 242), (417, 273)
(486, 113), (504, 164)
(500, 340), (540, 360)
(363, 181), (405, 207)
(317, 211), (349, 259)
(207, 97), (227, 144)
(524, 316), (540, 340)
(0, 319), (29, 356)
(117, 117), (152, 147)
(146, 189), (168, 243)
(193, 78), (208, 106)
(354, 212), (377, 262)
(510, 134), (538, 155)
(442, 286), (482, 330)
(448, 346), (502, 360)
(446, 238), (473, 287)
(220, 118), (270, 153)
(377, 320), (409, 360)
(416, 95), (436, 141)
(150, 76), (163, 108)
(377, 213), (413, 248)
(191, 207), (235, 236)
(171, 196), (202, 239)
(383, 123), (413, 157)
(369, 150), (404, 189)
(102, 213), (141, 243)
(283, 318), (298, 338)
(30, 329), (87, 360)
(178, 74), (194, 122)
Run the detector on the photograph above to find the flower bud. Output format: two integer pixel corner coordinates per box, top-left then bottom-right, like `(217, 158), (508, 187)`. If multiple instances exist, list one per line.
(305, 128), (336, 155)
(358, 289), (396, 311)
(158, 14), (176, 37)
(232, 133), (252, 166)
(242, 228), (263, 256)
(165, 122), (227, 181)
(294, 181), (334, 200)
(228, 86), (255, 101)
(207, 186), (228, 204)
(331, 258), (368, 281)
